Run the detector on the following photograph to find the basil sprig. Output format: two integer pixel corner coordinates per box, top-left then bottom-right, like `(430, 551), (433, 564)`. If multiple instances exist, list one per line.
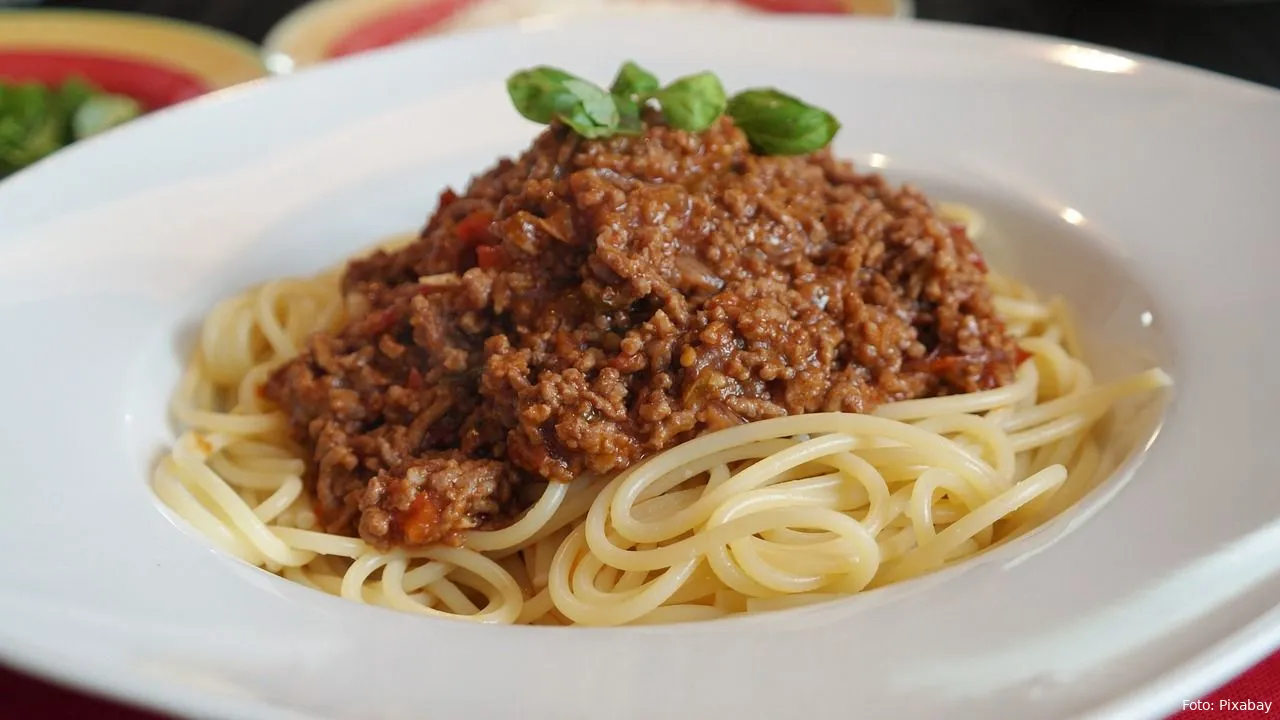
(726, 89), (841, 156)
(609, 61), (658, 133)
(506, 62), (839, 155)
(654, 72), (726, 134)
(507, 66), (620, 139)
(610, 61), (659, 101)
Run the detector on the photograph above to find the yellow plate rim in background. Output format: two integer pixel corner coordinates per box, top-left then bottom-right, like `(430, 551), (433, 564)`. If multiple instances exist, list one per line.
(0, 9), (266, 89)
(262, 0), (439, 73)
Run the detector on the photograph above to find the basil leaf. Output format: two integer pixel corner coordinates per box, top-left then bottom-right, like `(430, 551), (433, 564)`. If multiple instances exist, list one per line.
(726, 88), (840, 155)
(655, 72), (726, 133)
(506, 66), (584, 124)
(614, 113), (645, 136)
(610, 61), (658, 134)
(562, 78), (618, 127)
(557, 108), (619, 138)
(610, 61), (659, 100)
(507, 67), (621, 138)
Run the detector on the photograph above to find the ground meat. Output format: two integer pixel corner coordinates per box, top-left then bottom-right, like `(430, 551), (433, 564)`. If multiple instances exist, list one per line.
(264, 116), (1020, 550)
(358, 453), (510, 547)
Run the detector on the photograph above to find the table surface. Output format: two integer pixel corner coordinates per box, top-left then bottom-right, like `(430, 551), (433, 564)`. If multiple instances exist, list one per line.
(3, 0), (1280, 717)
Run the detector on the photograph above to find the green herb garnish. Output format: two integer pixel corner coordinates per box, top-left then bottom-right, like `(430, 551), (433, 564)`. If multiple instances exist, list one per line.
(609, 61), (659, 133)
(505, 62), (839, 155)
(610, 61), (659, 101)
(507, 66), (619, 139)
(0, 77), (143, 179)
(654, 72), (726, 134)
(726, 89), (841, 156)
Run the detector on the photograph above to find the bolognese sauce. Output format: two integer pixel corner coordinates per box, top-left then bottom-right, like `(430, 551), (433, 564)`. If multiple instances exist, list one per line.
(264, 117), (1019, 549)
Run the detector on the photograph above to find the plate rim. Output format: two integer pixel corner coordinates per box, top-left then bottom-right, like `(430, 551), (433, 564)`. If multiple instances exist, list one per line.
(1, 13), (1278, 720)
(0, 8), (266, 88)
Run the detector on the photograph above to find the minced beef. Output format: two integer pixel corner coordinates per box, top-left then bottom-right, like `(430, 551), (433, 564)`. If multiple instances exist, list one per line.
(264, 116), (1020, 549)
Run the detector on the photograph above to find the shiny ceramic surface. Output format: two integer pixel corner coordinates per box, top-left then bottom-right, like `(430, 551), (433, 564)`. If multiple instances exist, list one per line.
(0, 15), (1277, 720)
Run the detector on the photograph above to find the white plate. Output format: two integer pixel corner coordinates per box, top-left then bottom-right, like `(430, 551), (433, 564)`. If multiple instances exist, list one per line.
(1, 14), (1278, 720)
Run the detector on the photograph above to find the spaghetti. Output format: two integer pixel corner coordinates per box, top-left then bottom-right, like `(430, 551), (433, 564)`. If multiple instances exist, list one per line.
(153, 210), (1171, 626)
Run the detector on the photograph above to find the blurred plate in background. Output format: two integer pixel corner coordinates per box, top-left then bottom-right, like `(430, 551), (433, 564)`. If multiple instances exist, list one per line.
(0, 9), (265, 108)
(262, 0), (908, 72)
(0, 9), (265, 179)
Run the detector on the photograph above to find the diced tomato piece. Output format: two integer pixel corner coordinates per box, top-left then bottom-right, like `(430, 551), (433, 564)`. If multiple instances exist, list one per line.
(406, 367), (424, 390)
(455, 210), (494, 245)
(1015, 347), (1033, 365)
(475, 244), (508, 270)
(926, 355), (965, 375)
(400, 495), (440, 545)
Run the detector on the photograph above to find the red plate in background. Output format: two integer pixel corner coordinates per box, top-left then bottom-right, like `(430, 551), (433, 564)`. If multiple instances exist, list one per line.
(0, 9), (265, 109)
(263, 0), (904, 72)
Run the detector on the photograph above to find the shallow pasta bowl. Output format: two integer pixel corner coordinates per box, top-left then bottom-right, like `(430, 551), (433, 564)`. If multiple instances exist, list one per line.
(0, 14), (1278, 720)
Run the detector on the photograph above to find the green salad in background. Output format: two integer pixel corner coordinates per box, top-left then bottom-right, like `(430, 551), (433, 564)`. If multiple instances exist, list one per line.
(0, 77), (143, 178)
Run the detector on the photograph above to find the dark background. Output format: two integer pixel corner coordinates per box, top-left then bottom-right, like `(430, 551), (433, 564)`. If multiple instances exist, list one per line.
(23, 0), (1280, 89)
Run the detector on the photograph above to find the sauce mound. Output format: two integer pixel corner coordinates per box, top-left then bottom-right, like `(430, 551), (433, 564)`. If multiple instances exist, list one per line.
(265, 117), (1020, 549)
